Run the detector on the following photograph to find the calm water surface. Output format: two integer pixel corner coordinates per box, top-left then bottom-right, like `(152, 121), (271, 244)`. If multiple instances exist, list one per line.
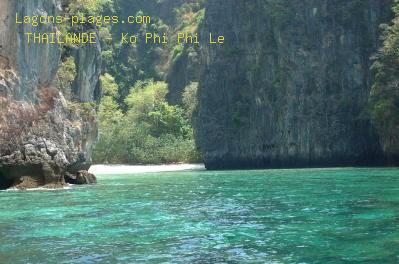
(1, 168), (399, 263)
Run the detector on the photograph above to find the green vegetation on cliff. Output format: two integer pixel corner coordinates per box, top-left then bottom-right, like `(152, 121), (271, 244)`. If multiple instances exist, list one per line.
(195, 0), (395, 169)
(370, 1), (399, 160)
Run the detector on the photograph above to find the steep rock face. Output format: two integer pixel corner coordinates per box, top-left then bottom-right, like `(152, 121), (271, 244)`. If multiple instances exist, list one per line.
(0, 0), (99, 188)
(72, 36), (102, 102)
(195, 0), (394, 169)
(369, 2), (399, 165)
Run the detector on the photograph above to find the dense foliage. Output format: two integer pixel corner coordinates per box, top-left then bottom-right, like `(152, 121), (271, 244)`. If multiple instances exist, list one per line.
(91, 0), (204, 164)
(102, 0), (204, 105)
(93, 78), (202, 164)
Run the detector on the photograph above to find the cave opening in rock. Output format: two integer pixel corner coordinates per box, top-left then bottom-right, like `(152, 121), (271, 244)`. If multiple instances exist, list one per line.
(0, 165), (46, 189)
(0, 170), (13, 190)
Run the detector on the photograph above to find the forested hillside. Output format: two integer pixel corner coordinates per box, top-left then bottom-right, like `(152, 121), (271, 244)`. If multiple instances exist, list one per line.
(91, 0), (204, 163)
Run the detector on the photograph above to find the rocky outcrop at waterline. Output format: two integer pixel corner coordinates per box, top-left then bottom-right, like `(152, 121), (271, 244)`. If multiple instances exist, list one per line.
(195, 0), (395, 169)
(0, 0), (99, 189)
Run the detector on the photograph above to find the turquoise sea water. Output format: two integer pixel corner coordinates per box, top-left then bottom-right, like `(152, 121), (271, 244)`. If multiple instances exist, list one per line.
(1, 168), (399, 263)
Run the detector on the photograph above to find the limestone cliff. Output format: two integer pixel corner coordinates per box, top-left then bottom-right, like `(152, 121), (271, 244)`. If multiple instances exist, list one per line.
(0, 0), (61, 101)
(195, 0), (394, 169)
(0, 0), (100, 188)
(72, 34), (102, 103)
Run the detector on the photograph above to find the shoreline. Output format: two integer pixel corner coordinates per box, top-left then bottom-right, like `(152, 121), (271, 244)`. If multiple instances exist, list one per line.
(1, 184), (75, 192)
(89, 164), (206, 175)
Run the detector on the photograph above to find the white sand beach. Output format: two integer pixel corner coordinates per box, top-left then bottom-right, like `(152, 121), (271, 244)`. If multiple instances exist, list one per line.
(89, 164), (205, 175)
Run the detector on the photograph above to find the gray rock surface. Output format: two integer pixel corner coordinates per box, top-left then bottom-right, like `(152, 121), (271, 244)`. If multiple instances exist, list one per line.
(195, 0), (394, 169)
(72, 33), (102, 102)
(0, 0), (99, 188)
(65, 170), (97, 185)
(0, 0), (61, 101)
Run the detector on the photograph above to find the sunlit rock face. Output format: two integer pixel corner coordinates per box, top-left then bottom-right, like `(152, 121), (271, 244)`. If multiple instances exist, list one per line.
(0, 0), (99, 189)
(195, 0), (394, 169)
(0, 0), (61, 101)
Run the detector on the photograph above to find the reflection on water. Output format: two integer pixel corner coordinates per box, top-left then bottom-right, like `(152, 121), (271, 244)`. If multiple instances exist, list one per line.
(0, 168), (399, 263)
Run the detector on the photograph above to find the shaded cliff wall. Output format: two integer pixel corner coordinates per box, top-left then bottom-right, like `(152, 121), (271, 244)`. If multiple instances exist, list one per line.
(0, 0), (100, 188)
(369, 1), (399, 164)
(195, 0), (394, 169)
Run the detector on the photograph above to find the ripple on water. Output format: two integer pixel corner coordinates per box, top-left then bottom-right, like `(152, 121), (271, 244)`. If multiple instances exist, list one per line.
(0, 168), (399, 263)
